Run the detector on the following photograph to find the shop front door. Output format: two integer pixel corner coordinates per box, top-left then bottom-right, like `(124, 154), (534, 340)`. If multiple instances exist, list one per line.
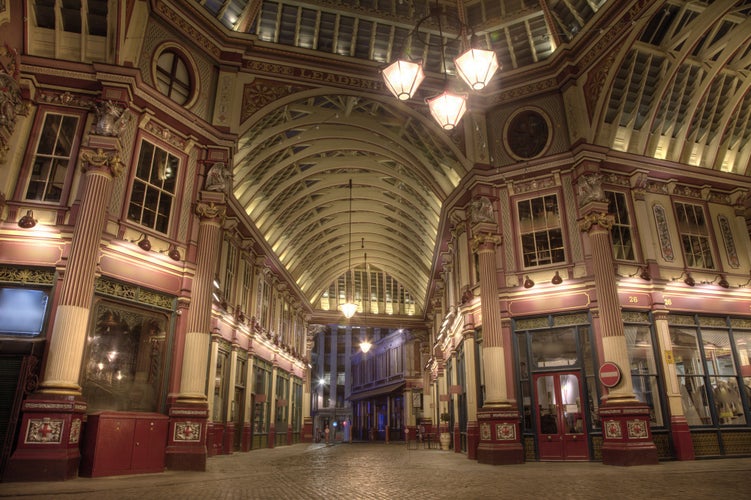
(534, 372), (588, 461)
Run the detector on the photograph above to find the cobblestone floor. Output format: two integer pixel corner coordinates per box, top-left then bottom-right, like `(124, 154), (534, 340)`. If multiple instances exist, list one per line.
(1, 443), (748, 500)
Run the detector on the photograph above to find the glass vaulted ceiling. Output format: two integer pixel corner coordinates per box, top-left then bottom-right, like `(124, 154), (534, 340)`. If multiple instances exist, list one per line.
(199, 0), (611, 314)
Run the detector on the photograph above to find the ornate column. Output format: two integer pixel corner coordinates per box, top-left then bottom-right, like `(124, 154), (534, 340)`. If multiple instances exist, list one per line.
(242, 343), (255, 451)
(462, 313), (480, 459)
(223, 342), (239, 455)
(577, 172), (657, 465)
(5, 103), (125, 481)
(268, 361), (279, 448)
(653, 310), (694, 459)
(165, 191), (226, 471)
(471, 195), (523, 465)
(301, 323), (317, 443)
(205, 333), (220, 457)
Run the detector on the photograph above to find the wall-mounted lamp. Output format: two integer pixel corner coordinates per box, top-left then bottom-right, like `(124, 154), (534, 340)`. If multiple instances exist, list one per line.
(164, 244), (181, 261)
(551, 271), (563, 285)
(17, 210), (37, 229)
(717, 274), (730, 289)
(136, 233), (152, 251)
(524, 275), (535, 289)
(639, 267), (651, 281)
(683, 272), (695, 287)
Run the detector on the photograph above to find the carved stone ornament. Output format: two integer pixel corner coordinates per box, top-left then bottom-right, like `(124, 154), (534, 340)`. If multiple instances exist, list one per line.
(470, 196), (495, 224)
(576, 172), (606, 207)
(0, 44), (29, 163)
(93, 100), (129, 137)
(80, 147), (125, 177)
(205, 162), (233, 193)
(195, 201), (226, 220)
(578, 212), (614, 232)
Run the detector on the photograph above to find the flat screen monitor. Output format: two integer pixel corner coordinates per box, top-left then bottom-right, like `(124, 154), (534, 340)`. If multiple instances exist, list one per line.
(0, 288), (49, 336)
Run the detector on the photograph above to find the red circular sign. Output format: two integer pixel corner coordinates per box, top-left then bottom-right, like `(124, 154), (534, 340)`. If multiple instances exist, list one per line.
(599, 362), (622, 388)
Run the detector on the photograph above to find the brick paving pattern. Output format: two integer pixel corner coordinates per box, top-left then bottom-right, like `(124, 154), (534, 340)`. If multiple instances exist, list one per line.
(0, 443), (748, 499)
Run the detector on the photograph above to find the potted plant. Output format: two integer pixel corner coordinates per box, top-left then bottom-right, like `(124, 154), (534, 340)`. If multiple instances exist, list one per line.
(439, 412), (451, 450)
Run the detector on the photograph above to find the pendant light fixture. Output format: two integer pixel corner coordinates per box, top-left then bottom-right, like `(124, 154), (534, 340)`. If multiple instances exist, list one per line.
(340, 179), (357, 319)
(381, 0), (499, 131)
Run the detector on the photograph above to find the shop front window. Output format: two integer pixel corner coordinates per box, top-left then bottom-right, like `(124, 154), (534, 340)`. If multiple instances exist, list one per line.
(625, 322), (664, 426)
(530, 328), (578, 368)
(702, 329), (746, 425)
(672, 327), (711, 425)
(82, 301), (168, 412)
(670, 317), (749, 427)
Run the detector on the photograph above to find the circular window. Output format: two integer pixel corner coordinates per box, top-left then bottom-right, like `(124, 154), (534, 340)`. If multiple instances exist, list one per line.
(505, 109), (551, 160)
(155, 49), (193, 106)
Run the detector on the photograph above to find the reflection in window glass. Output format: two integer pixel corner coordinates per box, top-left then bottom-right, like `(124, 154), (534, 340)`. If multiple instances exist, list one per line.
(518, 194), (565, 267)
(606, 190), (635, 261)
(671, 327), (710, 425)
(127, 140), (178, 234)
(155, 50), (192, 105)
(26, 113), (79, 203)
(213, 349), (230, 421)
(82, 301), (168, 412)
(702, 329), (745, 425)
(674, 202), (714, 269)
(530, 328), (577, 368)
(625, 324), (663, 426)
(670, 319), (749, 426)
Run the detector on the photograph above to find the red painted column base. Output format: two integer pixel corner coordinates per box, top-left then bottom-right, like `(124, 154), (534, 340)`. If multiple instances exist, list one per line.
(453, 425), (461, 453)
(476, 407), (524, 465)
(669, 415), (695, 461)
(241, 423), (252, 451)
(302, 417), (313, 443)
(268, 424), (276, 448)
(600, 402), (659, 466)
(3, 394), (87, 482)
(205, 422), (218, 457)
(466, 420), (479, 460)
(222, 422), (234, 454)
(164, 402), (208, 471)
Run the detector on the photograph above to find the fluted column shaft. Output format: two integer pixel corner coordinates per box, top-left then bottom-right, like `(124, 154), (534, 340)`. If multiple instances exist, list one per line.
(473, 233), (509, 406)
(580, 211), (636, 401)
(177, 200), (225, 402)
(40, 152), (121, 394)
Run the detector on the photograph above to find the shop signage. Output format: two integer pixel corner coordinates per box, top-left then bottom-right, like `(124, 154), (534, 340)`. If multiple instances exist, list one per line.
(599, 362), (621, 388)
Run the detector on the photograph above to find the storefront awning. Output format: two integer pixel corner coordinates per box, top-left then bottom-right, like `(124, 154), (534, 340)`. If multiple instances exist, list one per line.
(349, 381), (405, 401)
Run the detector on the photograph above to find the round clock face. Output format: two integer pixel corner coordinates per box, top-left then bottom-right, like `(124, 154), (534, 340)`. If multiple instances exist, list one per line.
(506, 109), (550, 159)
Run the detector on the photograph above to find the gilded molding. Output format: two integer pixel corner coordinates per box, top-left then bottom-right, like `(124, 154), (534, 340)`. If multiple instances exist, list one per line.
(578, 212), (613, 232)
(80, 147), (125, 177)
(195, 201), (226, 221)
(471, 232), (502, 253)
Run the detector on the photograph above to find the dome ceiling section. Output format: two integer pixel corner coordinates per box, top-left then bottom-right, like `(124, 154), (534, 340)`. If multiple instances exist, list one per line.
(602, 0), (751, 173)
(234, 93), (465, 306)
(233, 95), (467, 206)
(269, 168), (438, 257)
(203, 0), (610, 74)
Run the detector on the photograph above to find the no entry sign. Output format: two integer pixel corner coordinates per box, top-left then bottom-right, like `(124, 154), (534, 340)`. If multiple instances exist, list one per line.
(599, 362), (622, 388)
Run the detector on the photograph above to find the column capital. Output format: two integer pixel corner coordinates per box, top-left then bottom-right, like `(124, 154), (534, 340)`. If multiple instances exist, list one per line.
(578, 211), (614, 233)
(195, 201), (226, 221)
(471, 232), (502, 253)
(80, 147), (125, 178)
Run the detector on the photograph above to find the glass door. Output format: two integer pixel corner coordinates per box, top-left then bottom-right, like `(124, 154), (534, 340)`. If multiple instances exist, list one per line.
(534, 371), (588, 460)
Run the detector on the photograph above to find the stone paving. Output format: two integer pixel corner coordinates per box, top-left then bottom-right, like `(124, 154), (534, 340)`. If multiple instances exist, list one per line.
(0, 443), (749, 500)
